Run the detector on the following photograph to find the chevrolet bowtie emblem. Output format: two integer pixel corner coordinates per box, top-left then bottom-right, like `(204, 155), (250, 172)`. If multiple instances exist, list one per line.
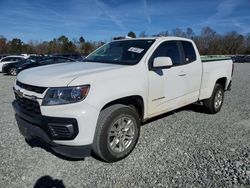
(30, 95), (37, 100)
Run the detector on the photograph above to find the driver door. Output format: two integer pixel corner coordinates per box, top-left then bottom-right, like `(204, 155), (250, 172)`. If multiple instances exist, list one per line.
(147, 40), (189, 116)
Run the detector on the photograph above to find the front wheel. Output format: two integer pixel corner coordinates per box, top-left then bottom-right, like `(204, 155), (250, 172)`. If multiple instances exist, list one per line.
(203, 83), (224, 114)
(92, 104), (140, 162)
(9, 67), (17, 76)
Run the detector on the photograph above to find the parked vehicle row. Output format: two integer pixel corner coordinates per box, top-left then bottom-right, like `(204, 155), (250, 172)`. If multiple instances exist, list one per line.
(0, 54), (8, 59)
(15, 56), (76, 75)
(0, 55), (76, 76)
(0, 55), (28, 73)
(52, 54), (85, 61)
(231, 55), (250, 63)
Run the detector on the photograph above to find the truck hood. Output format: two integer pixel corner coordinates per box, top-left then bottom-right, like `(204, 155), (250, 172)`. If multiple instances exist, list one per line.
(17, 62), (126, 87)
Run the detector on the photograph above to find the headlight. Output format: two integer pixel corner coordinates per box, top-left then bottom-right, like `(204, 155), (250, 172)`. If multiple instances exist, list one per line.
(42, 85), (90, 106)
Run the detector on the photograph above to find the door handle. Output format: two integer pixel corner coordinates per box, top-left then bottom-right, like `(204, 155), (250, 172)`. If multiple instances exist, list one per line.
(178, 71), (186, 76)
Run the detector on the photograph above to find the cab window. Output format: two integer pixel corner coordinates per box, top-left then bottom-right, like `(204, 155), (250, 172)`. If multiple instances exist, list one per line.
(150, 41), (183, 66)
(181, 41), (196, 63)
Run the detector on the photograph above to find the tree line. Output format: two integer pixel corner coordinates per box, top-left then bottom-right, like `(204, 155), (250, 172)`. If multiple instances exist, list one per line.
(0, 35), (105, 56)
(0, 26), (250, 55)
(136, 27), (250, 55)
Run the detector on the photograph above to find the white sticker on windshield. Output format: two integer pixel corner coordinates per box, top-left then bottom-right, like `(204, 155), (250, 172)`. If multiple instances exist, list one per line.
(128, 47), (144, 53)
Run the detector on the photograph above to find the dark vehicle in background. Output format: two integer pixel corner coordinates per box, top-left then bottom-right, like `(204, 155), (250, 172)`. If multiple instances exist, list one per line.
(17, 56), (76, 74)
(0, 54), (8, 59)
(52, 54), (85, 61)
(2, 57), (42, 76)
(61, 54), (81, 60)
(231, 55), (248, 63)
(29, 55), (44, 62)
(242, 55), (250, 63)
(77, 55), (86, 61)
(2, 59), (24, 76)
(0, 55), (27, 73)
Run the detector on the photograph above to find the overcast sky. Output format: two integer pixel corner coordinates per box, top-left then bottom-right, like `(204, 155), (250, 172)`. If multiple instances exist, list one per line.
(0, 0), (249, 42)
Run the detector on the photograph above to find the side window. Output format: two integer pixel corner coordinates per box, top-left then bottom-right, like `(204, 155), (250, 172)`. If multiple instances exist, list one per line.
(181, 41), (196, 63)
(13, 58), (22, 62)
(150, 41), (183, 66)
(2, 57), (12, 62)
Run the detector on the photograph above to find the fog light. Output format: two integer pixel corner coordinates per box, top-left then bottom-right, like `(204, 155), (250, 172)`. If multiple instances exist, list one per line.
(48, 123), (74, 139)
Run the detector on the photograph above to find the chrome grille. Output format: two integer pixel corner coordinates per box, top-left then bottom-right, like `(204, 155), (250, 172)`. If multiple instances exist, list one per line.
(16, 80), (47, 94)
(15, 93), (41, 115)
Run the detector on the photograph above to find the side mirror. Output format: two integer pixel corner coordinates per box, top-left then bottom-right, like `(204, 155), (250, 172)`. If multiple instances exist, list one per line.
(152, 57), (173, 69)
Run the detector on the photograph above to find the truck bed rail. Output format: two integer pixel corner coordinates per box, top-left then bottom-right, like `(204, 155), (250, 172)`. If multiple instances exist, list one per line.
(201, 55), (231, 63)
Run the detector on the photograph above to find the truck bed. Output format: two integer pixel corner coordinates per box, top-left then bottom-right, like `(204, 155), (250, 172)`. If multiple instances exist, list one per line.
(199, 57), (233, 100)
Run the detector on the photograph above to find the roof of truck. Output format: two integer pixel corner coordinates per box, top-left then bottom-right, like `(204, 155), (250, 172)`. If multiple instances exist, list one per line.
(113, 36), (193, 42)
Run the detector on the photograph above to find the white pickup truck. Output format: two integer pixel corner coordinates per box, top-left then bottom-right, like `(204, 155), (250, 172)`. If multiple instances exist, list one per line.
(13, 37), (233, 162)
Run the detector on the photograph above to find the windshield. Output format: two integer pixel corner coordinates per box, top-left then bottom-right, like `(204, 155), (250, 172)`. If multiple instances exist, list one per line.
(84, 39), (155, 65)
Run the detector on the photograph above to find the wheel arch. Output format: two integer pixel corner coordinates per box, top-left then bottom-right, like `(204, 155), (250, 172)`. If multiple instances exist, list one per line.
(100, 95), (145, 122)
(216, 77), (227, 90)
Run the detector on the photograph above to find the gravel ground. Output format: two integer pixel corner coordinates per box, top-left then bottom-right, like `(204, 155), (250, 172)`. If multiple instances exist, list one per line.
(0, 63), (250, 188)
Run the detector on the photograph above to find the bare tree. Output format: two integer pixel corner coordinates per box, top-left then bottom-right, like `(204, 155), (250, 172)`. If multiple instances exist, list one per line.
(186, 27), (195, 39)
(0, 36), (9, 54)
(172, 28), (186, 37)
(139, 31), (148, 37)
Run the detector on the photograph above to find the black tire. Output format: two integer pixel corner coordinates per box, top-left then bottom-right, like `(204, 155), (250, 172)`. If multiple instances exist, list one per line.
(92, 104), (140, 162)
(203, 83), (224, 114)
(9, 67), (17, 76)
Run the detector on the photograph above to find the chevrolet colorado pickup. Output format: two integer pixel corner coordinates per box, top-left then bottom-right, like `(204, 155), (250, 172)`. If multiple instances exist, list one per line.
(12, 37), (233, 162)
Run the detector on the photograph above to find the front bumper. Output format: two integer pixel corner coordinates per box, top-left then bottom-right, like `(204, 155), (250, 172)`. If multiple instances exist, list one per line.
(12, 101), (92, 158)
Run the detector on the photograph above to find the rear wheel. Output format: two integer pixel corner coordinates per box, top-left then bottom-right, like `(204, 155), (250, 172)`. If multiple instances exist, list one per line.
(203, 83), (224, 114)
(9, 67), (17, 76)
(92, 104), (140, 162)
